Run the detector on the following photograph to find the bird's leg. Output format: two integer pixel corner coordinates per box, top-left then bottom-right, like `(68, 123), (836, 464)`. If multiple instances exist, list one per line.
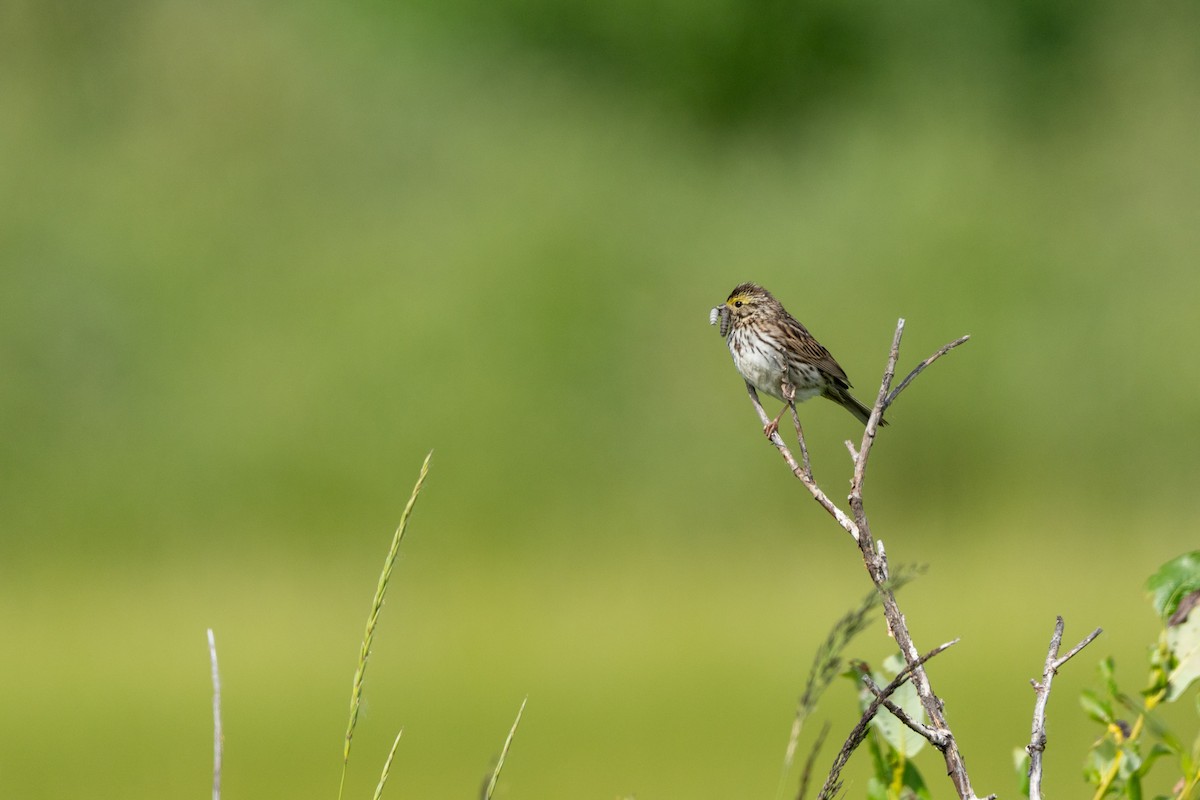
(763, 382), (797, 440)
(744, 382), (778, 439)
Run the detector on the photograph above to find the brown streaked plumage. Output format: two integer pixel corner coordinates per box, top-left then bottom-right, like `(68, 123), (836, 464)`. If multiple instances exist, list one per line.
(709, 282), (884, 434)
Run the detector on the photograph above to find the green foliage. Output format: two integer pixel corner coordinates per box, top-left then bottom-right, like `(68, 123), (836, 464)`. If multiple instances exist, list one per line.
(784, 587), (894, 800)
(1013, 748), (1031, 797)
(790, 579), (933, 800)
(366, 0), (1125, 130)
(789, 567), (923, 747)
(865, 655), (928, 760)
(1081, 553), (1200, 799)
(837, 656), (930, 800)
(1148, 553), (1200, 624)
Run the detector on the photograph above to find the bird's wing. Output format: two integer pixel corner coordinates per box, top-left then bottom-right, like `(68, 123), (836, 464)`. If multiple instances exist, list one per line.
(782, 315), (853, 386)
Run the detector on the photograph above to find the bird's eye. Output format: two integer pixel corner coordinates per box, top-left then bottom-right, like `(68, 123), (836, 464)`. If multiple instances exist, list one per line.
(734, 300), (743, 307)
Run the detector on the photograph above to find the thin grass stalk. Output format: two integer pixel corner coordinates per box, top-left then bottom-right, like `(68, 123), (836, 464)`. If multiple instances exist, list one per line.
(776, 568), (920, 800)
(483, 697), (528, 800)
(371, 731), (404, 800)
(208, 628), (222, 800)
(337, 451), (432, 800)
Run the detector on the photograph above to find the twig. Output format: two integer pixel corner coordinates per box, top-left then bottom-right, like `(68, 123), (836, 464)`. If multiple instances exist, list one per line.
(744, 383), (860, 539)
(1026, 617), (1103, 800)
(207, 628), (222, 800)
(778, 572), (922, 800)
(861, 674), (942, 746)
(817, 640), (959, 800)
(884, 335), (971, 409)
(848, 320), (905, 523)
(846, 321), (981, 799)
(1055, 626), (1102, 670)
(749, 318), (980, 798)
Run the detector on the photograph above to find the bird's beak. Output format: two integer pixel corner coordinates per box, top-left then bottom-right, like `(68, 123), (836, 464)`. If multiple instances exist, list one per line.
(710, 305), (732, 337)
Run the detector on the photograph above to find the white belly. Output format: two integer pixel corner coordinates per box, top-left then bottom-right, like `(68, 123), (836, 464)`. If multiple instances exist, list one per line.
(729, 335), (823, 402)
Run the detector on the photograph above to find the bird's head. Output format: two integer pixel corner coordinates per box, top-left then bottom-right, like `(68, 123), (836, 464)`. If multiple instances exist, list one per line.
(709, 283), (777, 337)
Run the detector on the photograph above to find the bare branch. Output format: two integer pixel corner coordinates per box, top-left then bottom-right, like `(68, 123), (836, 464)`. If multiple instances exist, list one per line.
(1026, 617), (1103, 800)
(847, 320), (904, 527)
(817, 640), (958, 800)
(861, 674), (944, 746)
(885, 335), (971, 409)
(744, 382), (860, 539)
(1054, 626), (1102, 671)
(746, 318), (981, 798)
(841, 322), (982, 799)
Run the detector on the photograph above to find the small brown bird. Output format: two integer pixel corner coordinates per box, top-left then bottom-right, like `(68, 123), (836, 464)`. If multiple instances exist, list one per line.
(710, 282), (883, 435)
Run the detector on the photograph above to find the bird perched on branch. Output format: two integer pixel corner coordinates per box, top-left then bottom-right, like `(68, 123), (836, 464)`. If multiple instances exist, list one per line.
(710, 282), (883, 436)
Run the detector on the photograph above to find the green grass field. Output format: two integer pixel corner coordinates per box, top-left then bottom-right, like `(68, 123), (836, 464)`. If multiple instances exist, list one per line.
(2, 1), (1199, 797)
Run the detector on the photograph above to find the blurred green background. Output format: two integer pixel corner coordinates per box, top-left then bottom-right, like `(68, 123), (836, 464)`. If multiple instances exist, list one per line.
(3, 0), (1199, 797)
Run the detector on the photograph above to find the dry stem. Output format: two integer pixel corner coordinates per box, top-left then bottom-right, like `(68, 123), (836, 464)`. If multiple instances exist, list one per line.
(1026, 616), (1103, 800)
(817, 639), (958, 800)
(207, 628), (222, 800)
(749, 319), (980, 798)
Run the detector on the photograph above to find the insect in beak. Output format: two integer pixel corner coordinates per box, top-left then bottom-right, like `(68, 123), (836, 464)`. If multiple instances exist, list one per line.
(710, 305), (732, 337)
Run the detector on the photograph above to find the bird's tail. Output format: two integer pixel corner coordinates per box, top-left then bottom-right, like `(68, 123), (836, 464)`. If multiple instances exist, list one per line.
(826, 386), (888, 427)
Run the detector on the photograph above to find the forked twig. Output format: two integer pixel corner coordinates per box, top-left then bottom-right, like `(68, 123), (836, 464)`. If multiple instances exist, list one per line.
(861, 674), (940, 744)
(817, 639), (959, 800)
(746, 319), (982, 799)
(746, 383), (860, 538)
(845, 322), (982, 798)
(885, 335), (971, 409)
(1026, 617), (1103, 800)
(778, 570), (923, 800)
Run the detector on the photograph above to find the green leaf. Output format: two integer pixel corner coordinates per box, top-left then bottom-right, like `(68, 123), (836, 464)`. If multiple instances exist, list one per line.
(1167, 608), (1200, 701)
(1082, 689), (1115, 724)
(1013, 748), (1031, 797)
(1146, 552), (1200, 622)
(1133, 742), (1174, 778)
(897, 760), (931, 800)
(867, 753), (930, 800)
(1083, 741), (1118, 787)
(869, 670), (927, 757)
(1082, 754), (1103, 787)
(1127, 768), (1142, 800)
(866, 712), (890, 784)
(1100, 656), (1120, 698)
(1152, 719), (1184, 755)
(1119, 742), (1143, 778)
(882, 653), (907, 675)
